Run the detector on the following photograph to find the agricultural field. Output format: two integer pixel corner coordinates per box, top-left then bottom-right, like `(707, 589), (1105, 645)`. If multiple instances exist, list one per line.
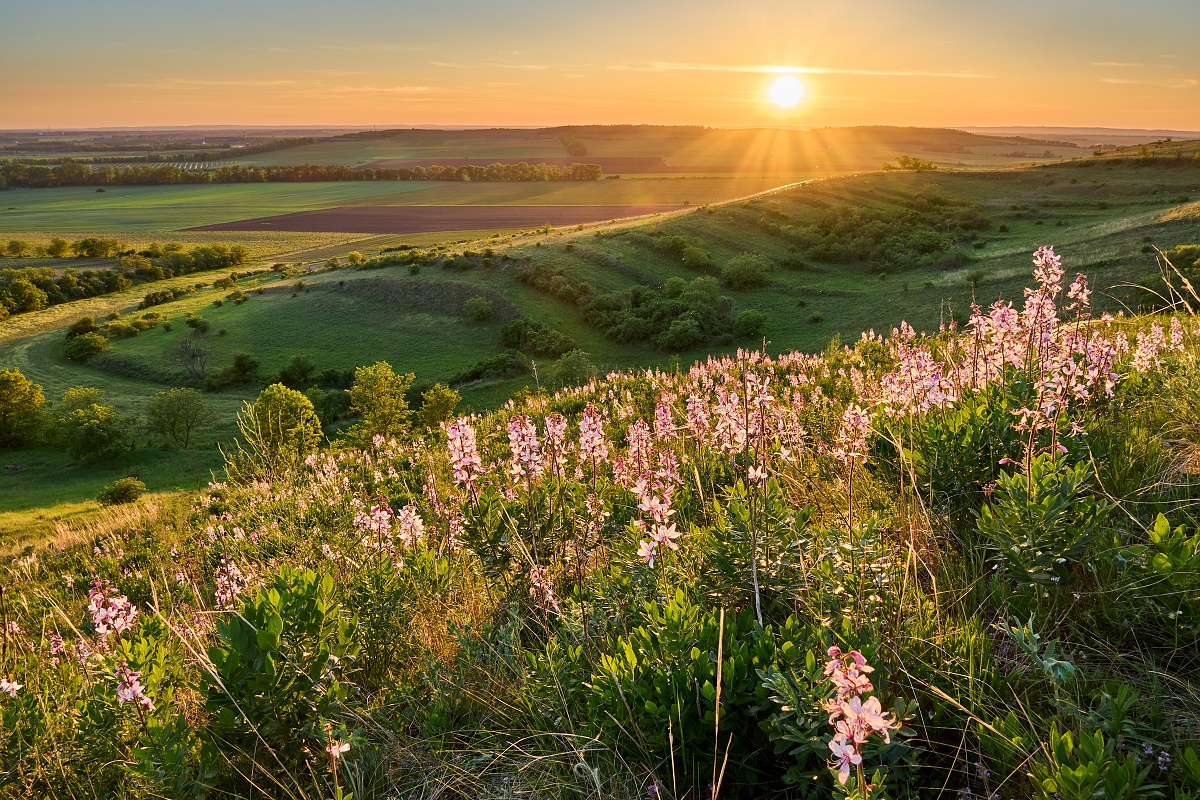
(0, 177), (796, 237)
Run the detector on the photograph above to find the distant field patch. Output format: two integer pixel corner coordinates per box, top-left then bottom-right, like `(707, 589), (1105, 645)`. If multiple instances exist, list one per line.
(187, 205), (684, 234)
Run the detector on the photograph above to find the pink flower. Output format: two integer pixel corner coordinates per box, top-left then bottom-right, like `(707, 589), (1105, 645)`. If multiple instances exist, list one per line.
(829, 736), (862, 785)
(115, 663), (154, 711)
(327, 740), (351, 760)
(0, 678), (21, 698)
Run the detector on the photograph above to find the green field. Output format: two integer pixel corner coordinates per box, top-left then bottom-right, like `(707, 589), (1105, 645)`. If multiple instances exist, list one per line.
(3, 156), (1200, 538)
(0, 177), (797, 234)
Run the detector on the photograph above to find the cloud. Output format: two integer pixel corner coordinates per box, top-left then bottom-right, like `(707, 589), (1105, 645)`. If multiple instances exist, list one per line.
(610, 61), (989, 79)
(1100, 77), (1197, 88)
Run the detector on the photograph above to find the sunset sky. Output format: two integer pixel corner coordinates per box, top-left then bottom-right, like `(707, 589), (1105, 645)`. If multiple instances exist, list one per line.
(3, 0), (1199, 130)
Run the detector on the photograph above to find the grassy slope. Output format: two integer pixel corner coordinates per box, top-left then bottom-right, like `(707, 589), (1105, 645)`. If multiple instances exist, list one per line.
(3, 157), (1199, 534)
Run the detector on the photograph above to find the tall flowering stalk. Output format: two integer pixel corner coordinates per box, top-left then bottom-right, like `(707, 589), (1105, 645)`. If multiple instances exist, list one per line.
(823, 646), (900, 794)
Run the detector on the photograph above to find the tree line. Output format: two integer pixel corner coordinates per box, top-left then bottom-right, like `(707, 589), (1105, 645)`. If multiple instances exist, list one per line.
(0, 160), (603, 188)
(0, 242), (250, 320)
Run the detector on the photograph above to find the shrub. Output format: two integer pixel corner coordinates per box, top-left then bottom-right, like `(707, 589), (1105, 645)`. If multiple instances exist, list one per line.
(55, 387), (133, 461)
(214, 353), (260, 388)
(655, 315), (705, 351)
(416, 383), (461, 428)
(204, 567), (359, 789)
(501, 318), (575, 357)
(554, 349), (596, 387)
(346, 251), (365, 265)
(346, 361), (415, 443)
(0, 367), (45, 447)
(733, 309), (768, 338)
(464, 296), (493, 321)
(681, 245), (712, 270)
(184, 313), (209, 333)
(97, 477), (146, 505)
(234, 384), (322, 478)
(146, 388), (215, 449)
(64, 332), (108, 361)
(66, 316), (99, 339)
(721, 252), (773, 289)
(278, 355), (316, 390)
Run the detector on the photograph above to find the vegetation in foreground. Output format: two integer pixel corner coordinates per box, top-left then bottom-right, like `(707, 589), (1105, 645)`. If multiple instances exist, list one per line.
(2, 248), (1199, 799)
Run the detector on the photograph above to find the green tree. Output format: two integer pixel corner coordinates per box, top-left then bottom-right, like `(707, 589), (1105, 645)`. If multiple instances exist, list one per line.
(146, 388), (215, 449)
(733, 309), (769, 338)
(235, 384), (322, 478)
(278, 356), (316, 390)
(3, 278), (48, 312)
(464, 296), (493, 321)
(417, 383), (461, 428)
(0, 368), (45, 448)
(554, 349), (597, 387)
(6, 239), (31, 257)
(64, 332), (108, 362)
(346, 361), (414, 444)
(55, 387), (133, 461)
(720, 253), (773, 290)
(46, 237), (70, 258)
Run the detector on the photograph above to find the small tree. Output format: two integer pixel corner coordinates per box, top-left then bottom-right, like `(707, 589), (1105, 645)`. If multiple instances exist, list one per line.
(46, 237), (70, 258)
(417, 383), (461, 428)
(346, 361), (414, 444)
(172, 335), (212, 383)
(555, 349), (597, 387)
(278, 356), (316, 390)
(346, 251), (365, 265)
(98, 477), (146, 505)
(55, 388), (133, 461)
(733, 309), (769, 338)
(0, 367), (45, 447)
(146, 388), (216, 449)
(6, 239), (31, 257)
(233, 384), (322, 479)
(720, 253), (773, 290)
(65, 332), (108, 362)
(464, 296), (493, 321)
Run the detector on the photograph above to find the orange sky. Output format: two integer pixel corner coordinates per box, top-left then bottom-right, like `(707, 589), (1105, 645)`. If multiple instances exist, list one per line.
(2, 0), (1198, 129)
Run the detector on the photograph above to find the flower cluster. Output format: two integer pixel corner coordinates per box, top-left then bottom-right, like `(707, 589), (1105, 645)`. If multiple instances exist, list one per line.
(213, 559), (249, 610)
(86, 579), (139, 642)
(823, 646), (899, 786)
(115, 663), (154, 711)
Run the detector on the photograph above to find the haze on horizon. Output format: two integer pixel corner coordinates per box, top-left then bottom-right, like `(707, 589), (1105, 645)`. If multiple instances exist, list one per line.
(2, 0), (1199, 131)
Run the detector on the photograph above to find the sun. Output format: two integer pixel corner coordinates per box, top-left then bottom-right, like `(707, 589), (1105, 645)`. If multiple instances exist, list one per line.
(767, 75), (805, 108)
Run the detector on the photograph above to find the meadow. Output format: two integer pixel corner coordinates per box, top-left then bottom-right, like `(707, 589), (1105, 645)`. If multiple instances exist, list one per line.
(0, 245), (1198, 798)
(3, 155), (1199, 538)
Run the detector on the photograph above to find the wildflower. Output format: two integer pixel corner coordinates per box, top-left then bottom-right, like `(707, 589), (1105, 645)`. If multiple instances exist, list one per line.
(87, 579), (139, 641)
(0, 678), (20, 698)
(832, 404), (871, 464)
(393, 504), (425, 548)
(326, 740), (351, 760)
(506, 414), (545, 484)
(528, 565), (561, 613)
(115, 663), (154, 711)
(445, 416), (483, 492)
(637, 539), (658, 567)
(213, 559), (248, 610)
(829, 736), (863, 785)
(577, 404), (609, 467)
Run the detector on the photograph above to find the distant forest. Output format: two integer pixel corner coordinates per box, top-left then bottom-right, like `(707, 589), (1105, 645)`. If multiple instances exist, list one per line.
(0, 160), (604, 188)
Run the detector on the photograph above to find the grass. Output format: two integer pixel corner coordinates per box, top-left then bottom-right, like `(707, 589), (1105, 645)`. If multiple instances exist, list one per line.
(0, 183), (446, 232)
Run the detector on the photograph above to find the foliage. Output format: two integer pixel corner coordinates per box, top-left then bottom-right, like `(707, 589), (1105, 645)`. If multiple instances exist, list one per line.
(233, 383), (322, 478)
(0, 367), (44, 447)
(464, 295), (493, 321)
(145, 387), (216, 449)
(205, 566), (359, 792)
(97, 476), (147, 505)
(500, 317), (576, 357)
(54, 386), (133, 461)
(416, 383), (460, 428)
(346, 361), (415, 443)
(721, 252), (774, 289)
